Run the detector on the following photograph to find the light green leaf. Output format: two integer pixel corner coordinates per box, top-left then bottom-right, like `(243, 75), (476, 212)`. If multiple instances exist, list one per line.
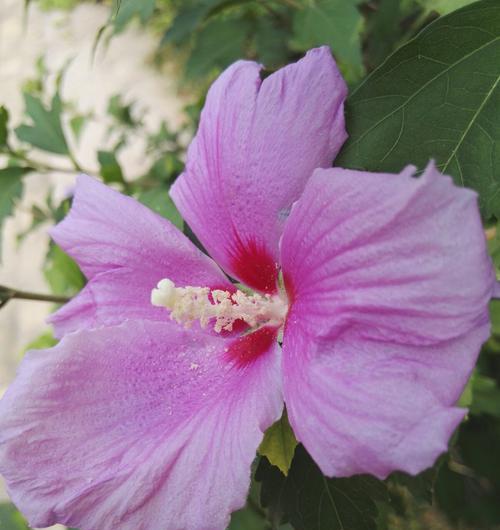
(112, 0), (156, 33)
(0, 167), (32, 261)
(23, 332), (57, 353)
(470, 373), (500, 417)
(258, 410), (297, 475)
(292, 0), (364, 82)
(44, 243), (85, 296)
(137, 188), (184, 230)
(15, 93), (69, 155)
(336, 0), (500, 219)
(0, 503), (30, 530)
(417, 0), (476, 15)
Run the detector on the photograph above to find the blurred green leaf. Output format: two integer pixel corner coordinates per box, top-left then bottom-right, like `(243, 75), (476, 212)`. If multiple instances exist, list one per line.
(258, 410), (297, 475)
(70, 115), (87, 142)
(112, 0), (156, 33)
(490, 299), (500, 335)
(470, 373), (500, 418)
(24, 331), (57, 352)
(107, 94), (139, 128)
(435, 415), (500, 527)
(417, 0), (476, 15)
(0, 503), (29, 530)
(137, 188), (184, 229)
(0, 106), (9, 147)
(257, 446), (388, 530)
(186, 16), (252, 79)
(0, 167), (32, 262)
(336, 0), (500, 219)
(44, 243), (85, 296)
(255, 18), (290, 69)
(98, 150), (125, 185)
(15, 93), (69, 155)
(226, 505), (268, 530)
(162, 2), (214, 45)
(292, 0), (364, 82)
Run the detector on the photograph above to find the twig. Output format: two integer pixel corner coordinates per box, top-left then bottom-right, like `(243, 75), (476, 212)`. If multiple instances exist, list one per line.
(0, 284), (69, 309)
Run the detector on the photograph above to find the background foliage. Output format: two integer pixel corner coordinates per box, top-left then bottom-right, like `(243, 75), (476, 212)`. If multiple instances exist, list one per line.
(1, 0), (499, 529)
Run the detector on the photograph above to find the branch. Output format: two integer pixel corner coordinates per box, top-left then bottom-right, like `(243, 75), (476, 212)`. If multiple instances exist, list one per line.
(0, 285), (69, 309)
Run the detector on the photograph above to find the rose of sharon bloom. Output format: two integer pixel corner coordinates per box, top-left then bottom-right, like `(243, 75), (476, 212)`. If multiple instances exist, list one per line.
(0, 47), (496, 530)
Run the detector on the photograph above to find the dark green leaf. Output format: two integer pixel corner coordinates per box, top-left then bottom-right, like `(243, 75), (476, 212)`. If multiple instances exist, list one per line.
(470, 373), (500, 417)
(137, 188), (184, 229)
(255, 18), (289, 69)
(0, 167), (32, 261)
(15, 93), (69, 155)
(257, 446), (388, 530)
(0, 106), (9, 147)
(435, 415), (500, 526)
(185, 16), (251, 79)
(0, 503), (30, 530)
(162, 3), (213, 46)
(226, 505), (269, 530)
(292, 0), (364, 82)
(98, 150), (125, 185)
(336, 0), (500, 218)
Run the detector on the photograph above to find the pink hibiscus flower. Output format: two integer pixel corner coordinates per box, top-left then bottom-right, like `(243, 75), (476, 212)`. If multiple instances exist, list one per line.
(0, 47), (496, 530)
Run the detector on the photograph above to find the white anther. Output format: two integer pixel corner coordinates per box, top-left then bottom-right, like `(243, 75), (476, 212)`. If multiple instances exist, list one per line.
(151, 278), (288, 332)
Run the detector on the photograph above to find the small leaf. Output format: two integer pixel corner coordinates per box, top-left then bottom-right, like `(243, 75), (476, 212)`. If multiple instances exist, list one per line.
(69, 115), (87, 142)
(15, 93), (69, 155)
(0, 105), (9, 147)
(292, 0), (365, 82)
(0, 167), (32, 261)
(137, 188), (184, 230)
(258, 410), (297, 475)
(98, 150), (125, 185)
(23, 332), (57, 353)
(226, 505), (268, 530)
(470, 374), (500, 418)
(336, 0), (500, 219)
(112, 0), (156, 33)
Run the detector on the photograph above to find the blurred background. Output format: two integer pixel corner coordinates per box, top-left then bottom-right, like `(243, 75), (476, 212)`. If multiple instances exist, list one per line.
(0, 1), (499, 529)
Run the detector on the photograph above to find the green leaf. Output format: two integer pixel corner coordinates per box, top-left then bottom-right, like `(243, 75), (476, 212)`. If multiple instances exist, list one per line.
(0, 503), (30, 530)
(257, 446), (388, 530)
(255, 18), (290, 69)
(417, 0), (476, 15)
(292, 0), (364, 82)
(258, 410), (297, 475)
(23, 331), (57, 353)
(44, 243), (85, 296)
(0, 105), (9, 147)
(98, 150), (125, 185)
(490, 299), (500, 334)
(137, 188), (184, 230)
(15, 93), (69, 155)
(186, 16), (251, 79)
(112, 0), (156, 33)
(70, 115), (87, 142)
(0, 167), (32, 261)
(470, 373), (500, 417)
(336, 0), (500, 219)
(226, 505), (268, 530)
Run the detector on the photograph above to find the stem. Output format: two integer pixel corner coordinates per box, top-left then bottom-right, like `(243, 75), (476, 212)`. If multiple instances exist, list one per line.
(0, 284), (69, 308)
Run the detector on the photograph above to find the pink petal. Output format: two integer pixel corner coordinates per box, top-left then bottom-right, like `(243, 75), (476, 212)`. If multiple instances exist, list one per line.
(282, 325), (488, 479)
(171, 47), (347, 293)
(280, 162), (495, 478)
(0, 321), (282, 530)
(49, 175), (232, 337)
(281, 163), (495, 343)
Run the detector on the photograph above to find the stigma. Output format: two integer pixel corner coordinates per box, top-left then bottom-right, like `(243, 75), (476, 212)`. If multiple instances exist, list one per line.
(151, 278), (288, 332)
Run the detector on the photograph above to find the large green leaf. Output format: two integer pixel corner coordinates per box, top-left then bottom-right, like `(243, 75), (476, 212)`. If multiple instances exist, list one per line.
(257, 447), (388, 530)
(292, 0), (364, 82)
(417, 0), (477, 15)
(336, 0), (500, 218)
(137, 188), (184, 230)
(44, 243), (85, 296)
(0, 167), (32, 261)
(15, 93), (69, 155)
